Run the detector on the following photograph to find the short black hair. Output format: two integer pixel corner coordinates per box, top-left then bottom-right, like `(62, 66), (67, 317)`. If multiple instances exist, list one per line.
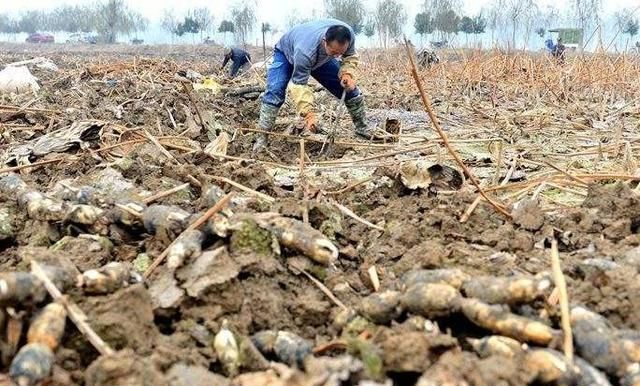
(325, 25), (351, 44)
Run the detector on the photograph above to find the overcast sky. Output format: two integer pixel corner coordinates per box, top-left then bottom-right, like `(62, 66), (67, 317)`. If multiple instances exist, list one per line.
(2, 0), (639, 48)
(3, 0), (637, 27)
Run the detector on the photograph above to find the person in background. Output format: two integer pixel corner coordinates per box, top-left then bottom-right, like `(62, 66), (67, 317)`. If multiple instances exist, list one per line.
(221, 47), (252, 78)
(553, 38), (566, 63)
(545, 37), (556, 54)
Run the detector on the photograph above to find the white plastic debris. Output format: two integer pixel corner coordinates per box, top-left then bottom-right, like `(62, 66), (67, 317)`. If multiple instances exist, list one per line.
(251, 56), (274, 70)
(184, 69), (203, 82)
(203, 131), (230, 159)
(6, 57), (59, 72)
(400, 160), (432, 190)
(0, 66), (40, 94)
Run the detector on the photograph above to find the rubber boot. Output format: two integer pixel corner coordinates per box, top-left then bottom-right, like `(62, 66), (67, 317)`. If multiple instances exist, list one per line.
(345, 94), (383, 140)
(252, 103), (279, 154)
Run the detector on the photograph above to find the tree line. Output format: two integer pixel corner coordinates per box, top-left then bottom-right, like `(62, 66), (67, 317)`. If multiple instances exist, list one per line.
(0, 0), (147, 43)
(160, 4), (259, 46)
(0, 0), (637, 49)
(481, 0), (637, 48)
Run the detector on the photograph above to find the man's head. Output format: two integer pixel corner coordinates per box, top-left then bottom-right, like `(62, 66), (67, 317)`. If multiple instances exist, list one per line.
(323, 25), (351, 58)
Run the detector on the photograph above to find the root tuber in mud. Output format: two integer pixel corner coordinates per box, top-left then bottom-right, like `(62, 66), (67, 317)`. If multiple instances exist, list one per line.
(26, 302), (66, 351)
(460, 298), (558, 345)
(460, 273), (552, 305)
(9, 343), (54, 386)
(78, 262), (140, 295)
(401, 283), (461, 319)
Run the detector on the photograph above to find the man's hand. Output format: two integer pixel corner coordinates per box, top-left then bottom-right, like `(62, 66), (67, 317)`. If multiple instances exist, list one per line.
(340, 74), (356, 91)
(304, 112), (318, 133)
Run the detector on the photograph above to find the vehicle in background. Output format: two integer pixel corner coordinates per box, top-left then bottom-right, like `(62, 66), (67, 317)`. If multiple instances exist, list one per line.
(25, 33), (54, 43)
(130, 38), (144, 45)
(66, 33), (98, 44)
(547, 28), (583, 51)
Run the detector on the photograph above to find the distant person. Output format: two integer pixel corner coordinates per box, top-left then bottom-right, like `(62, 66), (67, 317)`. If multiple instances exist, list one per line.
(417, 49), (440, 68)
(252, 18), (383, 154)
(545, 37), (555, 53)
(553, 38), (566, 63)
(221, 47), (251, 78)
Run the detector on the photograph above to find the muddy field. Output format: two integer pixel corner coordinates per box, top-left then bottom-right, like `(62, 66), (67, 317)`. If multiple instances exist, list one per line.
(0, 42), (638, 386)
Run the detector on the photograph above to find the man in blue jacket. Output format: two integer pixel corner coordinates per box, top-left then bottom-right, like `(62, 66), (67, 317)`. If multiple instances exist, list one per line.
(221, 47), (252, 78)
(545, 37), (556, 53)
(253, 19), (381, 153)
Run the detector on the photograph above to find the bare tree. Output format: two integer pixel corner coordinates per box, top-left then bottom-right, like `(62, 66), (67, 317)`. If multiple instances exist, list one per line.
(219, 19), (235, 45)
(423, 0), (462, 41)
(285, 8), (322, 29)
(503, 0), (534, 49)
(571, 0), (602, 38)
(286, 13), (300, 29)
(616, 9), (640, 49)
(286, 11), (307, 29)
(96, 0), (142, 43)
(414, 12), (434, 46)
(364, 14), (376, 46)
(0, 14), (9, 34)
(522, 2), (540, 49)
(487, 0), (505, 45)
(98, 0), (125, 42)
(50, 6), (70, 32)
(47, 6), (89, 33)
(324, 0), (365, 33)
(127, 12), (148, 39)
(269, 24), (280, 44)
(77, 5), (97, 33)
(435, 10), (460, 42)
(192, 7), (214, 42)
(231, 2), (256, 47)
(17, 11), (44, 34)
(1, 17), (20, 39)
(374, 0), (407, 48)
(161, 9), (179, 43)
(543, 5), (561, 29)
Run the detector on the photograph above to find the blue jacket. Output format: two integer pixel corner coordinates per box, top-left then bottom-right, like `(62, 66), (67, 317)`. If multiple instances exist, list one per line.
(545, 38), (556, 52)
(222, 48), (251, 76)
(275, 18), (356, 85)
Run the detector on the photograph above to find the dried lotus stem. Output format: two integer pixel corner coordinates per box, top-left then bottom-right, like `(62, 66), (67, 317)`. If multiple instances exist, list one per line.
(551, 238), (573, 364)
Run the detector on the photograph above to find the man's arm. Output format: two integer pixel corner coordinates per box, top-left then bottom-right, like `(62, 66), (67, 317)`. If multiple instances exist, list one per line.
(288, 50), (314, 116)
(221, 53), (231, 69)
(339, 52), (359, 79)
(339, 33), (359, 79)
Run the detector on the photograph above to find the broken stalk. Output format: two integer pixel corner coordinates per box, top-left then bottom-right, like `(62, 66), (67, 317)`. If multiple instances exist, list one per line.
(403, 37), (512, 220)
(180, 81), (206, 131)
